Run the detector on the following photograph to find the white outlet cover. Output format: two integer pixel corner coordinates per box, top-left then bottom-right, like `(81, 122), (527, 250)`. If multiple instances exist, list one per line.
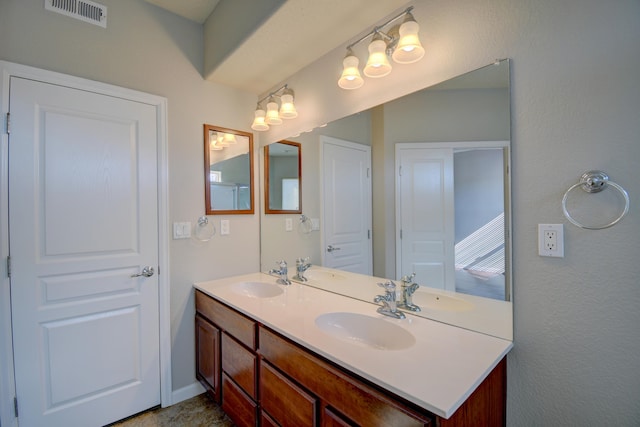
(220, 220), (230, 235)
(538, 224), (564, 257)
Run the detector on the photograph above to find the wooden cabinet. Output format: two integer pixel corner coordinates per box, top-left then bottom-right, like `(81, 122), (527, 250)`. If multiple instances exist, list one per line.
(260, 360), (317, 426)
(259, 326), (432, 427)
(195, 314), (220, 403)
(195, 290), (506, 427)
(195, 290), (258, 425)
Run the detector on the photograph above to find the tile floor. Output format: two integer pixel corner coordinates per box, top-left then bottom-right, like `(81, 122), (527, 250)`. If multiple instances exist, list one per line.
(108, 393), (233, 427)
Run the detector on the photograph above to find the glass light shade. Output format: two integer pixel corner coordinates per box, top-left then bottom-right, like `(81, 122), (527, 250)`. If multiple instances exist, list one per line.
(216, 134), (229, 147)
(364, 38), (392, 78)
(338, 54), (364, 89)
(209, 139), (223, 150)
(265, 99), (282, 125)
(251, 108), (269, 131)
(223, 133), (237, 144)
(392, 17), (425, 64)
(279, 91), (298, 119)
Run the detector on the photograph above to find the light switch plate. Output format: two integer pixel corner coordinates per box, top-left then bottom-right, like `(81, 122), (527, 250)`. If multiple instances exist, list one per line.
(285, 218), (293, 232)
(173, 222), (191, 239)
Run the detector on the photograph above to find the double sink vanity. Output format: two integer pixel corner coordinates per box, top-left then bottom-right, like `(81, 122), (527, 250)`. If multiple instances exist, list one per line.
(194, 268), (512, 426)
(198, 59), (513, 425)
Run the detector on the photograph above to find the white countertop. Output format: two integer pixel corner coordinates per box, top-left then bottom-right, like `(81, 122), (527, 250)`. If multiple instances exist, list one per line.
(194, 272), (513, 419)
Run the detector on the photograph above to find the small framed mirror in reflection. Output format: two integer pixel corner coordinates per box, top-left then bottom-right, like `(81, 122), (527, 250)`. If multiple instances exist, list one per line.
(204, 124), (254, 215)
(264, 140), (302, 214)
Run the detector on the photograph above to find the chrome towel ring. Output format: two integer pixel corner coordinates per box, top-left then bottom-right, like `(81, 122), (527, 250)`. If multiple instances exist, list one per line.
(562, 170), (630, 230)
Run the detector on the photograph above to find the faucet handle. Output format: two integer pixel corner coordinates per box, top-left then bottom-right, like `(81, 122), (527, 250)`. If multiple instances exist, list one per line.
(401, 273), (416, 284)
(377, 280), (396, 292)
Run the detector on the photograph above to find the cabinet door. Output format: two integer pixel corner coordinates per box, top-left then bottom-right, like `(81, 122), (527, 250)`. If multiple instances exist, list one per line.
(195, 314), (221, 403)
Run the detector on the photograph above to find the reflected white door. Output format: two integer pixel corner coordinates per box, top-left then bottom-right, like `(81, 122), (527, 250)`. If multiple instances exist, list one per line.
(321, 136), (372, 275)
(9, 77), (160, 426)
(397, 148), (455, 291)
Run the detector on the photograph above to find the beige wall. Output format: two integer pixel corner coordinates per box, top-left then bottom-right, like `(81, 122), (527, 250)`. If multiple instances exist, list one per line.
(2, 0), (640, 424)
(0, 0), (260, 393)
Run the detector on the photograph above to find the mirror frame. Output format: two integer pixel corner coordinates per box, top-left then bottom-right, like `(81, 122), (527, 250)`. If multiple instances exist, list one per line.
(264, 140), (302, 214)
(203, 124), (254, 215)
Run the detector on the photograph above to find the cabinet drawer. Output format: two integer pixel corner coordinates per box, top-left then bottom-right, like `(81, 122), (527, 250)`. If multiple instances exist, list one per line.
(222, 332), (256, 399)
(259, 327), (431, 427)
(261, 409), (281, 427)
(222, 373), (257, 427)
(322, 406), (356, 427)
(196, 290), (256, 349)
(260, 361), (317, 427)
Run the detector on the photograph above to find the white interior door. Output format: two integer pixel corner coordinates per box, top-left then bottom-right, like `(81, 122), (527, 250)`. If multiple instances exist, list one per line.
(321, 136), (372, 275)
(397, 147), (455, 291)
(9, 76), (161, 426)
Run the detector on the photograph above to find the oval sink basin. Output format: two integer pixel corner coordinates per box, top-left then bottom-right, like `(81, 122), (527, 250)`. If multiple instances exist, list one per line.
(232, 281), (283, 298)
(315, 312), (415, 351)
(411, 291), (474, 312)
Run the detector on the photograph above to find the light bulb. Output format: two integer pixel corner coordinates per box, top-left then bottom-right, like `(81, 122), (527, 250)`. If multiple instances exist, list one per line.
(279, 88), (298, 119)
(251, 108), (269, 131)
(265, 97), (282, 125)
(338, 51), (364, 89)
(223, 133), (237, 144)
(364, 35), (392, 78)
(392, 14), (425, 64)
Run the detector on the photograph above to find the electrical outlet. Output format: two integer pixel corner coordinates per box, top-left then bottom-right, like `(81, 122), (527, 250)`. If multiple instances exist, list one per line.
(538, 224), (564, 257)
(285, 218), (293, 231)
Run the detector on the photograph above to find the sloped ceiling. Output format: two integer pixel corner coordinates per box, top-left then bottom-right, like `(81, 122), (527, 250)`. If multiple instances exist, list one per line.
(143, 0), (410, 94)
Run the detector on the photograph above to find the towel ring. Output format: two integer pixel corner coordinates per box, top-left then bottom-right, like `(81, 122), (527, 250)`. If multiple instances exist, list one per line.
(194, 216), (216, 241)
(562, 171), (629, 230)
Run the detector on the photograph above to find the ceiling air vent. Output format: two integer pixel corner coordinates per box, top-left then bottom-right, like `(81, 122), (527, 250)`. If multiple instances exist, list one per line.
(45, 0), (107, 28)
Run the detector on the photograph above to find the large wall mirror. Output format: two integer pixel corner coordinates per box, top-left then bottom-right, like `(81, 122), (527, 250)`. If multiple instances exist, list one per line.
(204, 124), (254, 215)
(264, 140), (302, 214)
(259, 60), (512, 340)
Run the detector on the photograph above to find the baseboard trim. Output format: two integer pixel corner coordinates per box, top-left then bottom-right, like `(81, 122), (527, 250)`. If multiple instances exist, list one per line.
(170, 382), (205, 406)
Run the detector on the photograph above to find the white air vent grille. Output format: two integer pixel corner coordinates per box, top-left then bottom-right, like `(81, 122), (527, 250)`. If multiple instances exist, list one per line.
(45, 0), (107, 28)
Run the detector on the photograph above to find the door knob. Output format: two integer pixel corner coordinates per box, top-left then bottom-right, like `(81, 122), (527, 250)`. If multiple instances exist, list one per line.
(327, 245), (341, 253)
(131, 266), (155, 278)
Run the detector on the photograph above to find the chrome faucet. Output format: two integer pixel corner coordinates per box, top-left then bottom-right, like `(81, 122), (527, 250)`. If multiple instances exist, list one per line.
(373, 281), (406, 319)
(397, 273), (421, 312)
(293, 257), (311, 282)
(268, 260), (291, 285)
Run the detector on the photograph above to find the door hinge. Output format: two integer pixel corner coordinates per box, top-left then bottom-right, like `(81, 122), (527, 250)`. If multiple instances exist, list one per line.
(6, 256), (11, 278)
(398, 165), (402, 176)
(400, 229), (403, 239)
(367, 229), (371, 239)
(366, 167), (370, 178)
(14, 396), (18, 417)
(5, 112), (10, 134)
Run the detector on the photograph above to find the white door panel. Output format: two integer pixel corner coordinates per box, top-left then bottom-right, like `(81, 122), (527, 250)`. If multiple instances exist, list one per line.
(397, 148), (455, 291)
(321, 137), (372, 275)
(9, 76), (160, 426)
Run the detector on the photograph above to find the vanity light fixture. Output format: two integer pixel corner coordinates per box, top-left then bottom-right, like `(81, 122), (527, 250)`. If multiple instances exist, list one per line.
(338, 6), (425, 89)
(251, 84), (297, 131)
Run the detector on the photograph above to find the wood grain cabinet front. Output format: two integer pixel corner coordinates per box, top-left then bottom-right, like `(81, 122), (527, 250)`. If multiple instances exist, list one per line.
(195, 314), (220, 403)
(258, 326), (432, 427)
(260, 360), (317, 426)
